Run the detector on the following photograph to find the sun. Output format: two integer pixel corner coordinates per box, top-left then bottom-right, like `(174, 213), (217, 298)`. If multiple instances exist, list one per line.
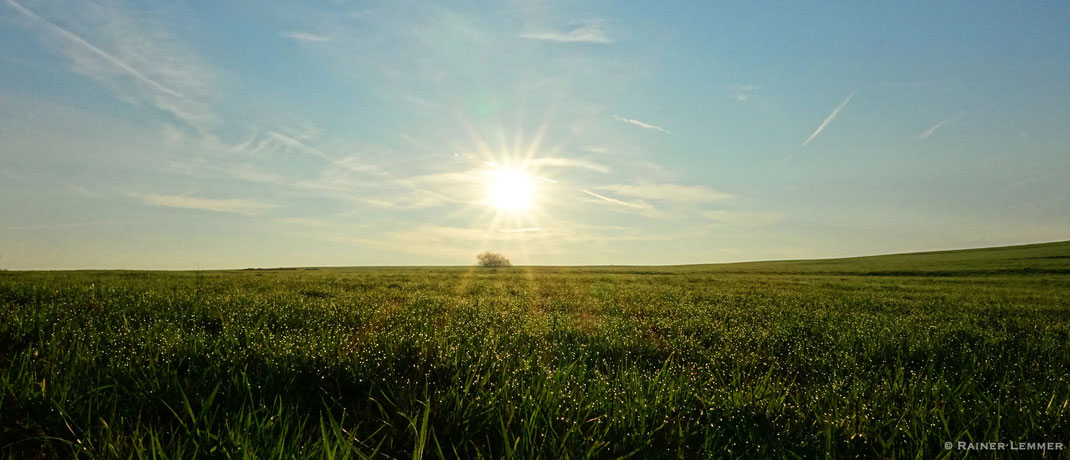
(486, 167), (536, 211)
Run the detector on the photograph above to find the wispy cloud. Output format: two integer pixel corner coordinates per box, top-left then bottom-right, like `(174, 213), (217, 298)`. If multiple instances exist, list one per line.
(226, 125), (354, 164)
(612, 115), (671, 134)
(913, 117), (954, 141)
(529, 157), (609, 173)
(165, 126), (462, 212)
(130, 192), (278, 216)
(600, 183), (732, 202)
(5, 0), (176, 96)
(577, 189), (663, 218)
(264, 130), (335, 161)
(283, 31), (331, 43)
(5, 0), (217, 129)
(578, 189), (644, 209)
(801, 91), (855, 146)
(520, 20), (611, 44)
(727, 84), (760, 101)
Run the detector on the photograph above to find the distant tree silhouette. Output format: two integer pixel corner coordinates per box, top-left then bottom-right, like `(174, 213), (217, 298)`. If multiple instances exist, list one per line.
(476, 252), (511, 268)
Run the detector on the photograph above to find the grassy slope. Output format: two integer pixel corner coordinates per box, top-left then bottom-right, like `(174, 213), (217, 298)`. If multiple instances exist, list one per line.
(1, 241), (1068, 458)
(291, 240), (1070, 275)
(695, 240), (1070, 275)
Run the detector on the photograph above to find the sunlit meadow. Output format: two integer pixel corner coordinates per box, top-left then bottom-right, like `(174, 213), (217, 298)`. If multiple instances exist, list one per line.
(3, 1), (1070, 457)
(3, 242), (1068, 457)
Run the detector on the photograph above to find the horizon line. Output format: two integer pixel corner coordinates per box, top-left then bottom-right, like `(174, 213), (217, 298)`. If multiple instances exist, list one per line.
(3, 239), (1066, 272)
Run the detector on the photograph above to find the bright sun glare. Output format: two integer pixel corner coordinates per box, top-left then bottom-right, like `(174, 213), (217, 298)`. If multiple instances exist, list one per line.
(487, 168), (536, 211)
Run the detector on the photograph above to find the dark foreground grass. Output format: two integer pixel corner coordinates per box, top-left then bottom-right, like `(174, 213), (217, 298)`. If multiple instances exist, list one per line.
(1, 242), (1069, 458)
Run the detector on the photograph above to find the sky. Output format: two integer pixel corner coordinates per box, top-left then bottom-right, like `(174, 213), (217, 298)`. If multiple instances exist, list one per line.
(1, 0), (1068, 269)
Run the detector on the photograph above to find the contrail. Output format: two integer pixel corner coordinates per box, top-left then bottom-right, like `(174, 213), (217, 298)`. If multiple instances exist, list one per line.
(4, 0), (183, 98)
(802, 91), (855, 146)
(577, 189), (644, 208)
(613, 115), (672, 134)
(913, 117), (953, 140)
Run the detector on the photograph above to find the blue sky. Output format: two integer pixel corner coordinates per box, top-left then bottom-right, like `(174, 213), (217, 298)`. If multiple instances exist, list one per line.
(2, 0), (1068, 269)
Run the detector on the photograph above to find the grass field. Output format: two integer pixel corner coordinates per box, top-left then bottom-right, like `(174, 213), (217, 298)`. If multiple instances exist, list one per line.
(2, 241), (1068, 458)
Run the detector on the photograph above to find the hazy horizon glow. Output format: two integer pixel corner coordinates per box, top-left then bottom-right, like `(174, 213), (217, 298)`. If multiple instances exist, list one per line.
(2, 1), (1069, 269)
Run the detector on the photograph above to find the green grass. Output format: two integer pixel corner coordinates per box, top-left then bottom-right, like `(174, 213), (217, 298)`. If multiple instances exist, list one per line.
(2, 241), (1068, 458)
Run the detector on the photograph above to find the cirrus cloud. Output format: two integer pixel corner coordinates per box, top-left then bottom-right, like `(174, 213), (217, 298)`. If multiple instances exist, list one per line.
(599, 183), (732, 202)
(520, 20), (611, 44)
(129, 192), (279, 216)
